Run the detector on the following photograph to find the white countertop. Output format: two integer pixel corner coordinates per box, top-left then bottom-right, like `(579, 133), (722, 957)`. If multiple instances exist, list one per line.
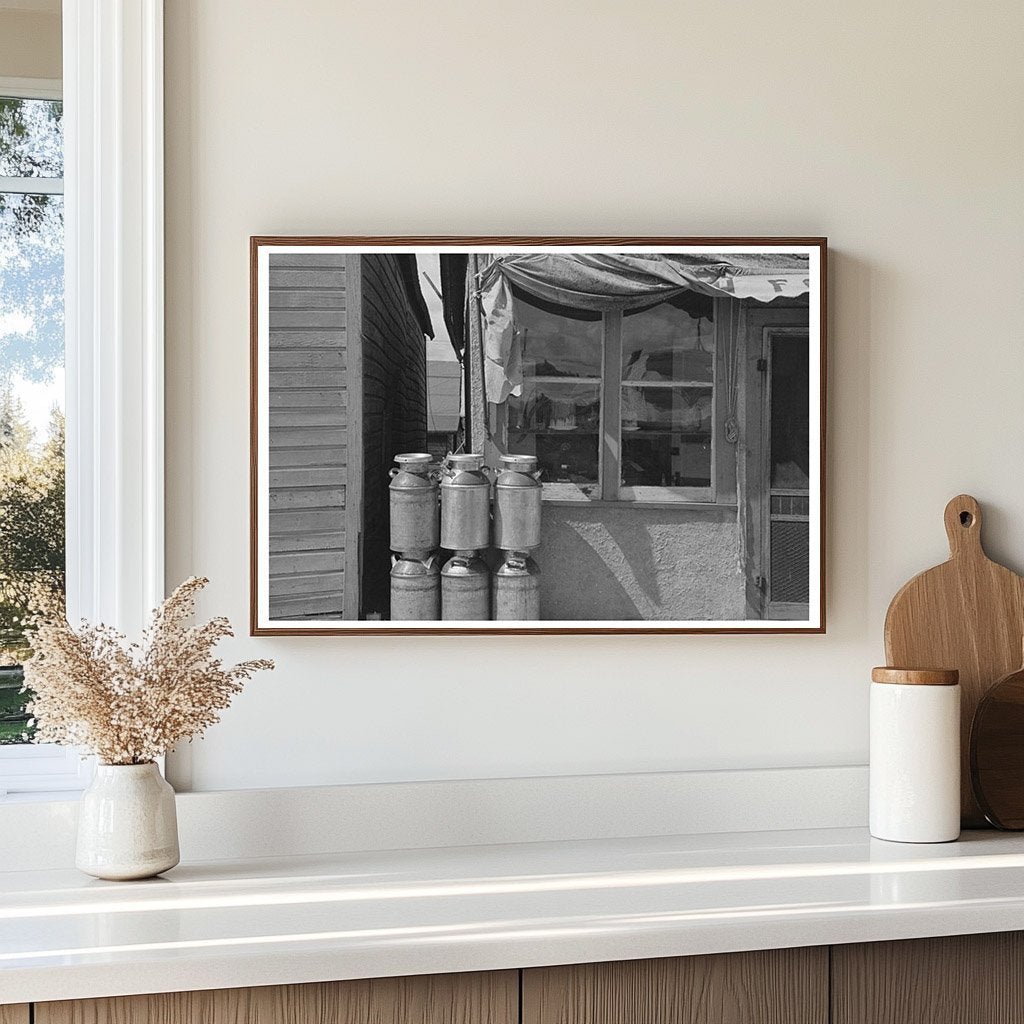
(4, 826), (1024, 1004)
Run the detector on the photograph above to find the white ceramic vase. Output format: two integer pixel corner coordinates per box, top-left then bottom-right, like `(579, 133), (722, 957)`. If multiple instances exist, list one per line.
(76, 762), (180, 880)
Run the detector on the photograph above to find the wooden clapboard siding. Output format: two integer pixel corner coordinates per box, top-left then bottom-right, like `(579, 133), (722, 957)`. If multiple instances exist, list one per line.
(270, 466), (347, 488)
(522, 950), (828, 1024)
(832, 933), (1024, 1024)
(267, 252), (349, 621)
(270, 347), (346, 368)
(271, 571), (345, 597)
(343, 256), (364, 620)
(269, 486), (346, 510)
(270, 330), (349, 348)
(269, 529), (344, 553)
(271, 508), (346, 532)
(268, 594), (351, 619)
(268, 309), (346, 330)
(359, 254), (429, 618)
(270, 551), (344, 575)
(269, 445), (346, 468)
(35, 972), (518, 1024)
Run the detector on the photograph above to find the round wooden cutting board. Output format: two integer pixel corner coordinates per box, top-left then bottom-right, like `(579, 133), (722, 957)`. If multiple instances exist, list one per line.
(884, 494), (1024, 827)
(971, 658), (1024, 829)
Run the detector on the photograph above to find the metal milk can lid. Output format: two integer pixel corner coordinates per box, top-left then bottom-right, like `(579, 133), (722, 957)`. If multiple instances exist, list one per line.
(391, 554), (439, 576)
(496, 553), (538, 576)
(446, 453), (485, 472)
(442, 553), (487, 575)
(498, 453), (538, 471)
(394, 453), (433, 470)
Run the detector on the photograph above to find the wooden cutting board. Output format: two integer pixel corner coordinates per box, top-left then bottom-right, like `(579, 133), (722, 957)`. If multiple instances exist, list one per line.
(970, 652), (1024, 829)
(884, 494), (1024, 826)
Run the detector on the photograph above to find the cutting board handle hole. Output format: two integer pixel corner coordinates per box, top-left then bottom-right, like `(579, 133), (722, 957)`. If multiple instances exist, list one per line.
(944, 494), (982, 555)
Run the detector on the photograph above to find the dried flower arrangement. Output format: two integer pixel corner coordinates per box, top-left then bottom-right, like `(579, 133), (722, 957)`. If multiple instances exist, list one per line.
(23, 577), (273, 765)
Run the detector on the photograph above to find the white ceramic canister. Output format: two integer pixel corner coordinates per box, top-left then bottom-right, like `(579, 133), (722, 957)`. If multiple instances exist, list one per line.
(869, 667), (960, 843)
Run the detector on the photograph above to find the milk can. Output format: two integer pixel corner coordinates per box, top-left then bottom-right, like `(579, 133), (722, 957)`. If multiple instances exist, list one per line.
(441, 553), (490, 620)
(389, 453), (439, 555)
(494, 454), (542, 552)
(390, 554), (440, 621)
(440, 454), (490, 552)
(493, 552), (541, 620)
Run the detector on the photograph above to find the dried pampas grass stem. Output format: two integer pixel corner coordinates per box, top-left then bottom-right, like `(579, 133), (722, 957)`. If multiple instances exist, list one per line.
(23, 577), (273, 765)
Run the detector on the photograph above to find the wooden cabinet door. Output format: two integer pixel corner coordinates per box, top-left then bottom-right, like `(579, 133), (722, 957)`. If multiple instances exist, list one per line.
(0, 1007), (29, 1024)
(832, 932), (1024, 1024)
(523, 948), (828, 1024)
(36, 971), (517, 1024)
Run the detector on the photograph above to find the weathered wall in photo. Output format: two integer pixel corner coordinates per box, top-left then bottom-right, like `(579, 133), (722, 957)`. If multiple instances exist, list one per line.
(359, 255), (428, 618)
(267, 254), (348, 620)
(538, 504), (744, 620)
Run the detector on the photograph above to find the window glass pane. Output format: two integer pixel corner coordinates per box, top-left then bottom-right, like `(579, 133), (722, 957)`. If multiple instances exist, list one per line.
(621, 386), (712, 489)
(513, 292), (602, 378)
(622, 384), (711, 432)
(510, 380), (600, 433)
(0, 98), (63, 178)
(507, 380), (600, 498)
(622, 298), (713, 383)
(0, 185), (65, 744)
(769, 335), (810, 489)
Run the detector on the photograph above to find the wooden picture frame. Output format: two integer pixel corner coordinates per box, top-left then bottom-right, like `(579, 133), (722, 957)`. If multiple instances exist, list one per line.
(250, 237), (827, 635)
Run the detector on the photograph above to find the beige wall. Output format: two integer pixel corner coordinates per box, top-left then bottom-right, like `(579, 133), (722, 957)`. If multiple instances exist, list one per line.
(0, 8), (60, 81)
(164, 0), (1024, 790)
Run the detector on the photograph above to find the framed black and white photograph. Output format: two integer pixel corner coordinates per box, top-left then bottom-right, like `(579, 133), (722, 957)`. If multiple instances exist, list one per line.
(250, 237), (826, 634)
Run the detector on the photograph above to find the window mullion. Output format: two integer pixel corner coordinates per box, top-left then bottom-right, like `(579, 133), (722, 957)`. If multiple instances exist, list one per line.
(0, 175), (64, 196)
(601, 310), (623, 501)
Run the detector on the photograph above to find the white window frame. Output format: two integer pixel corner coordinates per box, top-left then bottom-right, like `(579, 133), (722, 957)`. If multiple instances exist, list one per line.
(0, 0), (164, 797)
(0, 75), (82, 794)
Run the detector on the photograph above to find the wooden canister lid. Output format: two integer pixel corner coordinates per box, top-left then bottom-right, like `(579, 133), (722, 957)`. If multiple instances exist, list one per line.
(871, 667), (960, 686)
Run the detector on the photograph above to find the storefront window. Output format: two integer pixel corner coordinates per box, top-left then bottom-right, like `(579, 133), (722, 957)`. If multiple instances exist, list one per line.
(621, 387), (713, 488)
(498, 292), (716, 502)
(620, 300), (714, 497)
(506, 293), (601, 499)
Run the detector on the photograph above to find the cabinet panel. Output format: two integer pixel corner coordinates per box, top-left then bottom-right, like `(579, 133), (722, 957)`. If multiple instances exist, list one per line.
(832, 932), (1024, 1024)
(523, 948), (828, 1024)
(0, 1007), (29, 1024)
(36, 971), (517, 1024)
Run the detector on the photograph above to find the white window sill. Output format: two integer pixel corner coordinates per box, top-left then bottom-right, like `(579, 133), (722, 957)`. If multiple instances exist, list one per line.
(0, 745), (94, 799)
(0, 789), (86, 804)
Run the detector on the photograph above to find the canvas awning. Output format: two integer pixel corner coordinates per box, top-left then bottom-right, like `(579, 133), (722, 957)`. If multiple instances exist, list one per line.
(478, 252), (811, 403)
